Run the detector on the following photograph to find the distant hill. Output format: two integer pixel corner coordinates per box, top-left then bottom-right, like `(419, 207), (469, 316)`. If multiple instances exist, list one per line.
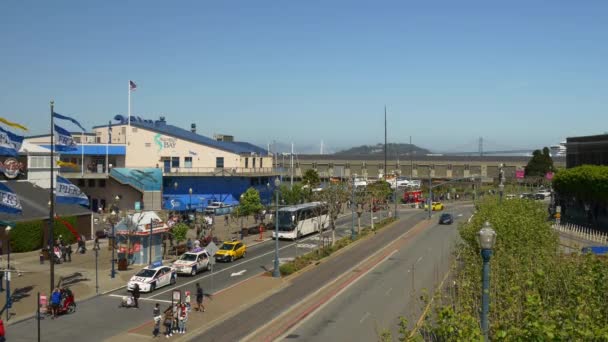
(335, 143), (430, 157)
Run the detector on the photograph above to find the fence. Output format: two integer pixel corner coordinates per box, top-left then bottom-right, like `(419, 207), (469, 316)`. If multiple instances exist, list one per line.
(552, 222), (608, 245)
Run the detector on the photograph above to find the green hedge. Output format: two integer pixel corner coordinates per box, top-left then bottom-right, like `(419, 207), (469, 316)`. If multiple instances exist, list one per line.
(553, 165), (608, 202)
(416, 198), (608, 340)
(10, 216), (79, 253)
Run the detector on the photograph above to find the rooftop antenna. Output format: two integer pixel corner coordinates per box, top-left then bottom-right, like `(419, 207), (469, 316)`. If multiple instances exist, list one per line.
(384, 105), (387, 180)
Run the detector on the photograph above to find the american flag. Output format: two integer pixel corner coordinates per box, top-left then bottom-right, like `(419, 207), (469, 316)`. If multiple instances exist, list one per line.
(129, 80), (137, 91)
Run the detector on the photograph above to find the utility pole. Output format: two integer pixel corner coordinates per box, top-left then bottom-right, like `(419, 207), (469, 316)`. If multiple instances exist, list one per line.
(410, 136), (413, 182)
(290, 143), (294, 189)
(384, 106), (387, 180)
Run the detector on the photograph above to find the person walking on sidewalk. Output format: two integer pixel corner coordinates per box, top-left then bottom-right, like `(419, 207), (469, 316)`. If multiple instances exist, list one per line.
(66, 244), (72, 262)
(178, 303), (188, 334)
(61, 243), (67, 263)
(132, 284), (141, 308)
(39, 249), (45, 264)
(163, 306), (174, 338)
(152, 303), (161, 338)
(51, 288), (61, 319)
(195, 283), (205, 312)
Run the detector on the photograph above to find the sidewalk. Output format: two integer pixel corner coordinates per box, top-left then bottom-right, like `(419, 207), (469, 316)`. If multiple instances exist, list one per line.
(109, 273), (287, 341)
(0, 228), (272, 325)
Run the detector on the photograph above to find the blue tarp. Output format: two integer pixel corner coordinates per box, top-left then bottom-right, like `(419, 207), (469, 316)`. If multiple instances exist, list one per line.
(41, 144), (126, 155)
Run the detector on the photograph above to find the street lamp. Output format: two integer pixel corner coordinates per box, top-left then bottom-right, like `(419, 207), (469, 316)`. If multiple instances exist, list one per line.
(394, 170), (400, 219)
(498, 164), (505, 204)
(273, 177), (281, 278)
(477, 221), (497, 341)
(111, 210), (117, 279)
(5, 225), (11, 321)
(92, 239), (100, 294)
(351, 174), (357, 240)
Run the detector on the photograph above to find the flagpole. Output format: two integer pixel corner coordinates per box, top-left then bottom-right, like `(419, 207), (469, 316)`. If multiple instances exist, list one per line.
(80, 132), (84, 176)
(49, 101), (56, 294)
(127, 81), (131, 147)
(106, 121), (109, 175)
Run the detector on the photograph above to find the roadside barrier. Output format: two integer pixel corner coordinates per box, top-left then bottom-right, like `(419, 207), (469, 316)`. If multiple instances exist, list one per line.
(552, 222), (608, 245)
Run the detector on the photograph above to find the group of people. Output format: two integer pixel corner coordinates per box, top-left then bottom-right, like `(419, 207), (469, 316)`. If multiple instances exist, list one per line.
(152, 283), (206, 338)
(40, 235), (87, 265)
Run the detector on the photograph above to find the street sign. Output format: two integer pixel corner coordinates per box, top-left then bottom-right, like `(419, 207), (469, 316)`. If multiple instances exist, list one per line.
(172, 290), (181, 302)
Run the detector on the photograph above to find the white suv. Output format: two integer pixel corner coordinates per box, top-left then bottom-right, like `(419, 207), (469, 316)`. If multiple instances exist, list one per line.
(172, 250), (211, 276)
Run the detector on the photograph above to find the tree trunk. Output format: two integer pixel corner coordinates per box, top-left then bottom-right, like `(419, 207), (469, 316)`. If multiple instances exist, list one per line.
(357, 216), (361, 234)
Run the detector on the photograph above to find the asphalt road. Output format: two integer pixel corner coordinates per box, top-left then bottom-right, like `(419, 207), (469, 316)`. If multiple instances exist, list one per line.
(281, 207), (472, 341)
(5, 208), (395, 342)
(188, 206), (472, 342)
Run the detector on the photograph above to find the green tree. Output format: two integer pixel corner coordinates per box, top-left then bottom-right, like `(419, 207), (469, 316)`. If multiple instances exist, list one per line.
(233, 187), (264, 230)
(279, 183), (312, 205)
(172, 222), (189, 244)
(302, 169), (321, 189)
(313, 182), (349, 245)
(525, 147), (554, 177)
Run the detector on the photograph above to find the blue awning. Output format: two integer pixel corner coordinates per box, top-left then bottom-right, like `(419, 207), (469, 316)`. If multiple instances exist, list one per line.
(41, 144), (126, 156)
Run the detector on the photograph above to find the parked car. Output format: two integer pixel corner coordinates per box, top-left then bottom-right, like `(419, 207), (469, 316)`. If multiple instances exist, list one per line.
(127, 262), (176, 293)
(214, 240), (246, 262)
(438, 213), (454, 225)
(172, 250), (211, 276)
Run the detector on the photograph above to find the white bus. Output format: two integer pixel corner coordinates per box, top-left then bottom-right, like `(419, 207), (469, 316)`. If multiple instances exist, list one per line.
(272, 202), (329, 240)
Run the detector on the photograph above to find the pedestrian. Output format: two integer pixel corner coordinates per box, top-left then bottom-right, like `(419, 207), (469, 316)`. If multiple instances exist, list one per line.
(184, 290), (191, 312)
(195, 283), (205, 312)
(178, 303), (188, 334)
(186, 238), (193, 252)
(163, 306), (173, 337)
(0, 271), (3, 292)
(132, 284), (140, 308)
(51, 287), (61, 319)
(66, 244), (72, 262)
(172, 303), (179, 334)
(224, 215), (229, 226)
(39, 249), (45, 264)
(152, 303), (161, 338)
(61, 243), (67, 263)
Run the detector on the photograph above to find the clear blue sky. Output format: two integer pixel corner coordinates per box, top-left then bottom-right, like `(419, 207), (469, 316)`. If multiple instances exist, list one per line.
(1, 0), (607, 153)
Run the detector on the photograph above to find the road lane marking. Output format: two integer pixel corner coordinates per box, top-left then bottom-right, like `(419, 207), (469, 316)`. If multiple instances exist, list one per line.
(231, 270), (247, 277)
(269, 249), (399, 341)
(416, 256), (423, 264)
(359, 312), (370, 324)
(385, 287), (392, 296)
(108, 294), (172, 304)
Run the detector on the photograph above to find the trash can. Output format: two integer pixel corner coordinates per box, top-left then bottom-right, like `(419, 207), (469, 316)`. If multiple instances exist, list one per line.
(118, 258), (128, 271)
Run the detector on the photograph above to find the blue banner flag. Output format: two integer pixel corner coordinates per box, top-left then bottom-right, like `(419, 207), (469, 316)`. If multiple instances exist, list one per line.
(56, 176), (89, 207)
(0, 182), (22, 214)
(54, 124), (77, 151)
(0, 125), (24, 157)
(53, 112), (86, 132)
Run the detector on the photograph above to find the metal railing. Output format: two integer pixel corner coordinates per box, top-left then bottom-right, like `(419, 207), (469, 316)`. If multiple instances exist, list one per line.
(164, 167), (277, 175)
(553, 223), (608, 245)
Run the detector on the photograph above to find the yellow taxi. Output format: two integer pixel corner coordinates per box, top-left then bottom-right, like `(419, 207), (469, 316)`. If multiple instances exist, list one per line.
(424, 202), (444, 211)
(214, 240), (247, 262)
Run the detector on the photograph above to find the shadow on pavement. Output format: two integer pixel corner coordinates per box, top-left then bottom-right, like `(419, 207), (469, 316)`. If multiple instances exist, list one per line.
(11, 285), (35, 303)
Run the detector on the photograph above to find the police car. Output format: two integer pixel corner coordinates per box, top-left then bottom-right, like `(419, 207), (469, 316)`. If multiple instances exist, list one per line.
(172, 250), (211, 276)
(127, 261), (177, 293)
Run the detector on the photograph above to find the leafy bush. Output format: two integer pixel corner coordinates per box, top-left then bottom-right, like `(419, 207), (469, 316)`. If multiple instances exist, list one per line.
(279, 263), (296, 276)
(10, 220), (44, 253)
(417, 198), (608, 340)
(172, 223), (189, 244)
(54, 216), (78, 245)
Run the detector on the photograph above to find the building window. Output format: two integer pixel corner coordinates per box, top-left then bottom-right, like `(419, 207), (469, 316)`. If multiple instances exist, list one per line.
(447, 164), (452, 170)
(77, 179), (85, 187)
(260, 158), (263, 168)
(185, 157), (193, 168)
(145, 143), (151, 148)
(171, 157), (180, 168)
(253, 158), (256, 168)
(88, 179), (96, 187)
(464, 164), (470, 171)
(245, 158), (249, 168)
(216, 157), (224, 168)
(99, 179), (106, 188)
